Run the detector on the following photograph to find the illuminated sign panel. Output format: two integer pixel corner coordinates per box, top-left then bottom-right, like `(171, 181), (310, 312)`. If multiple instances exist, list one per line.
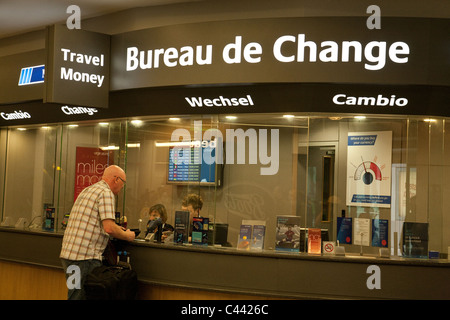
(44, 24), (110, 109)
(111, 17), (450, 90)
(18, 65), (45, 86)
(0, 17), (448, 122)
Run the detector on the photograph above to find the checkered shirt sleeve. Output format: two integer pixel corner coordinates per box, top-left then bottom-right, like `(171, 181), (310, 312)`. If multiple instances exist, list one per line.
(60, 180), (116, 261)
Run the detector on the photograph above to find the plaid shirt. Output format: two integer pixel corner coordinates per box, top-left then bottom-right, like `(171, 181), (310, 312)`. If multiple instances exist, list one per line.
(60, 180), (116, 261)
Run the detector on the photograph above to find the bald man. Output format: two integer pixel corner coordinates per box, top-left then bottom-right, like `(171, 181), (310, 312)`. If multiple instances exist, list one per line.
(60, 165), (135, 300)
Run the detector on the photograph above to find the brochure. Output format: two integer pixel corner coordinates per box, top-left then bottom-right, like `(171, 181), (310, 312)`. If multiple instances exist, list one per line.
(307, 228), (322, 254)
(372, 219), (388, 247)
(337, 217), (352, 245)
(173, 210), (190, 244)
(241, 220), (266, 251)
(402, 222), (428, 258)
(275, 215), (301, 252)
(353, 218), (370, 246)
(192, 217), (209, 246)
(250, 225), (266, 251)
(43, 207), (55, 231)
(237, 224), (252, 250)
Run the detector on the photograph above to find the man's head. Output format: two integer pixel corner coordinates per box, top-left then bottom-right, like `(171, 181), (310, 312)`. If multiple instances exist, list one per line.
(182, 193), (203, 220)
(102, 165), (126, 195)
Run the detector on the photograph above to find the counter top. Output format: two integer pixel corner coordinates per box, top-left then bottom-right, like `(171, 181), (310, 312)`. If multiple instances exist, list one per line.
(130, 237), (450, 267)
(0, 226), (64, 237)
(1, 227), (449, 299)
(1, 227), (449, 267)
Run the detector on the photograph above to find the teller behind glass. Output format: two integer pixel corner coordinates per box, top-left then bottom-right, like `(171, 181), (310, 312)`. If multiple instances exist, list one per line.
(145, 203), (174, 242)
(181, 193), (203, 243)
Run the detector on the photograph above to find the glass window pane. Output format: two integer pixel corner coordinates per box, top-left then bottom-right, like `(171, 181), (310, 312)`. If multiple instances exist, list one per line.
(1, 126), (58, 230)
(58, 121), (125, 231)
(123, 116), (220, 239)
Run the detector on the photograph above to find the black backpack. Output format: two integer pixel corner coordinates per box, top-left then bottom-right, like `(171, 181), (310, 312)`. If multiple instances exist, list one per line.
(84, 264), (138, 300)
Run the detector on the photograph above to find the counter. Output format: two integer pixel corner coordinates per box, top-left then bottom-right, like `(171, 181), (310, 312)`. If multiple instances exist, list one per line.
(0, 227), (449, 299)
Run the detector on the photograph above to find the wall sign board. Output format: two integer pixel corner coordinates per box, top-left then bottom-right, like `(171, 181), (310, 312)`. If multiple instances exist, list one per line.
(0, 17), (448, 124)
(109, 83), (450, 118)
(0, 82), (448, 127)
(44, 24), (110, 109)
(111, 17), (450, 90)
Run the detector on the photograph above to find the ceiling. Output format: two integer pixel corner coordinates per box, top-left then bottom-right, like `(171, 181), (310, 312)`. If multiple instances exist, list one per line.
(1, 0), (449, 39)
(0, 0), (199, 38)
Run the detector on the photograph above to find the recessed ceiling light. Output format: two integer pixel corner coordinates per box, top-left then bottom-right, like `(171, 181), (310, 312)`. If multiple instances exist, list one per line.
(354, 116), (366, 119)
(130, 120), (143, 126)
(169, 117), (180, 121)
(101, 145), (119, 150)
(283, 114), (295, 118)
(127, 143), (141, 148)
(225, 116), (237, 120)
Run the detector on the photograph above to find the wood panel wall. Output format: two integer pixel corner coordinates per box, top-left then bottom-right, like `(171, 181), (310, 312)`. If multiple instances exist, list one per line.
(0, 260), (67, 300)
(0, 260), (276, 300)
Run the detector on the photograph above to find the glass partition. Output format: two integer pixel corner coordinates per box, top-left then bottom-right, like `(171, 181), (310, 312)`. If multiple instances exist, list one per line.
(0, 125), (59, 230)
(57, 121), (127, 227)
(123, 116), (221, 237)
(0, 113), (448, 259)
(216, 114), (308, 248)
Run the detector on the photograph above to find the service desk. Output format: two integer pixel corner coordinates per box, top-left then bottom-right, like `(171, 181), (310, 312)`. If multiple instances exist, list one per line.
(0, 227), (449, 300)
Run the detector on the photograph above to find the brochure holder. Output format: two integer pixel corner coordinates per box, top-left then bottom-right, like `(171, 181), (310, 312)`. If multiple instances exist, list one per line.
(0, 216), (13, 227)
(15, 217), (29, 229)
(379, 248), (390, 258)
(335, 241), (346, 256)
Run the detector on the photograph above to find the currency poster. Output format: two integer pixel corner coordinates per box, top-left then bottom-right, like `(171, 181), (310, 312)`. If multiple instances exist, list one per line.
(346, 131), (392, 208)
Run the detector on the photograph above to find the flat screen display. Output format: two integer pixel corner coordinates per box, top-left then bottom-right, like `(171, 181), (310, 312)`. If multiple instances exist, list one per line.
(167, 143), (221, 186)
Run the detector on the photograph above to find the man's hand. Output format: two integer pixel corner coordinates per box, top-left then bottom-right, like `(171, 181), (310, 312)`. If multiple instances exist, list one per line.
(123, 228), (136, 242)
(103, 219), (135, 241)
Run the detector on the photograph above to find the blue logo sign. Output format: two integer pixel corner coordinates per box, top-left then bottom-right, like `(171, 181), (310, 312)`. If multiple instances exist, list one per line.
(18, 65), (45, 86)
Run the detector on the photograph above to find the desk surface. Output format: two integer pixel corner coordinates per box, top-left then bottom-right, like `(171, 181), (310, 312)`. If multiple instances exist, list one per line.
(1, 227), (449, 299)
